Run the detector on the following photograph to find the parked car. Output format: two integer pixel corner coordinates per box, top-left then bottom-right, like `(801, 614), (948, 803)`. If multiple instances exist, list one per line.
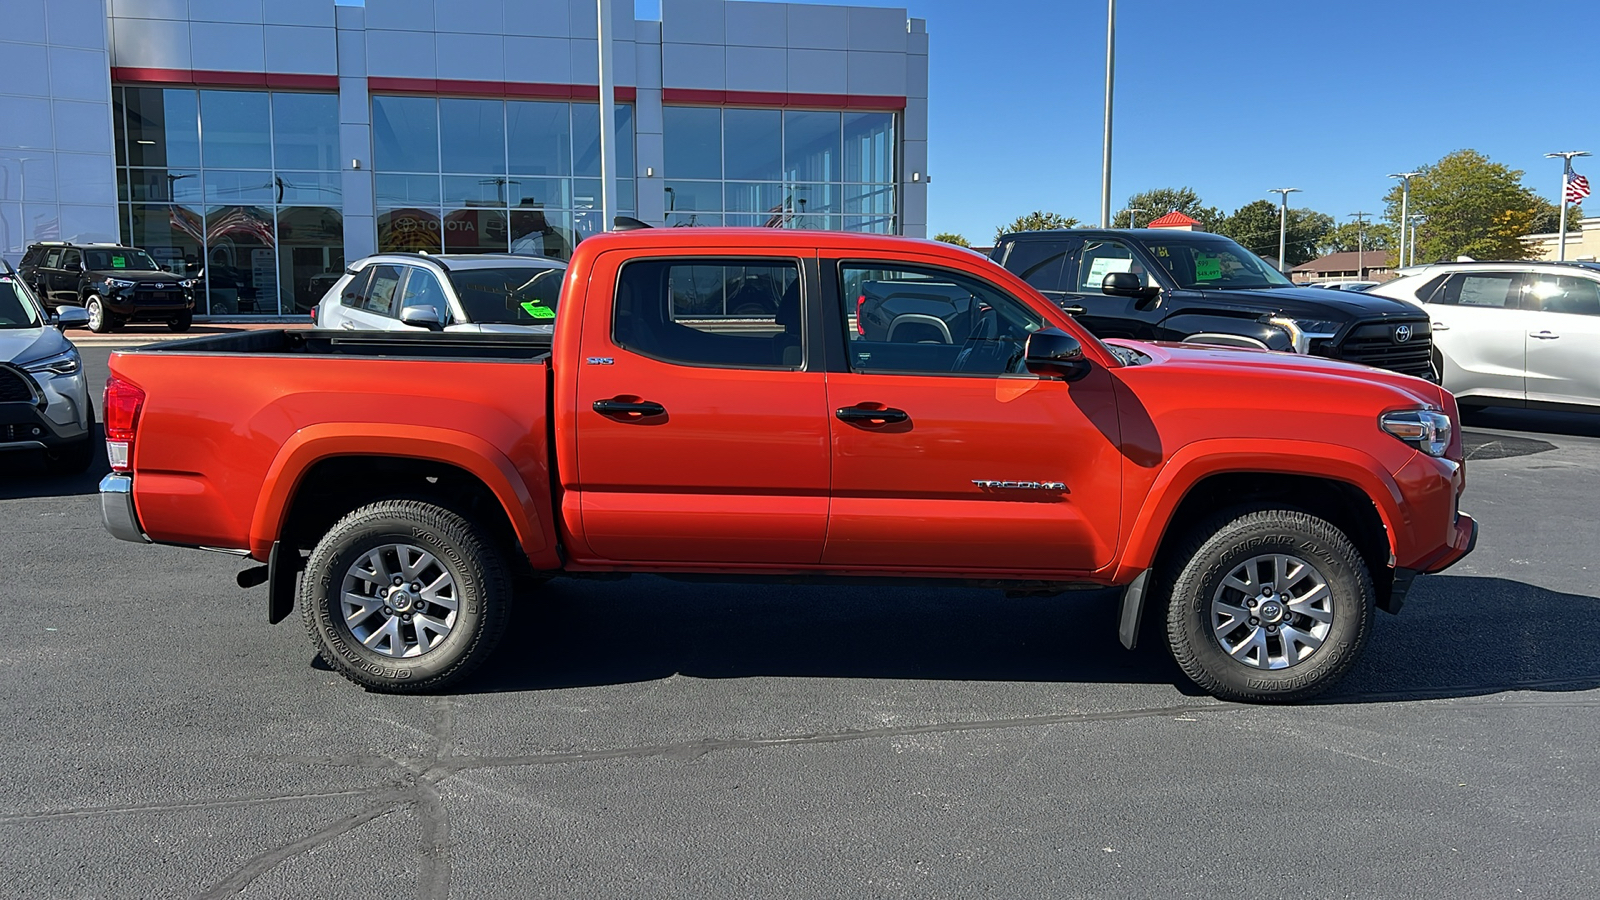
(991, 229), (1435, 379)
(1366, 260), (1600, 412)
(313, 252), (566, 334)
(99, 229), (1475, 703)
(18, 242), (198, 333)
(0, 264), (94, 473)
(1309, 281), (1380, 292)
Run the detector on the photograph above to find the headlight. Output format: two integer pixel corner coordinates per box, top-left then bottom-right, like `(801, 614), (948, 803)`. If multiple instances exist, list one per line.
(1380, 408), (1452, 457)
(107, 278), (136, 288)
(1285, 318), (1341, 338)
(180, 278), (201, 289)
(21, 349), (81, 376)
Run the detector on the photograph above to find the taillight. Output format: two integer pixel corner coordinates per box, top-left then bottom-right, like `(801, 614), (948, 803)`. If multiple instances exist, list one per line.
(103, 375), (146, 472)
(855, 295), (867, 335)
(308, 304), (317, 325)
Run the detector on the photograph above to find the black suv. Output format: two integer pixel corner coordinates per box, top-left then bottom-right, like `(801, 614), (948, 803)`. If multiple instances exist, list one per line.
(18, 242), (196, 333)
(992, 229), (1434, 379)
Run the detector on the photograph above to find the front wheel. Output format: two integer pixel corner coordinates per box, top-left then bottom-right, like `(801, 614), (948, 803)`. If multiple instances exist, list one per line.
(1161, 507), (1373, 703)
(302, 499), (511, 692)
(85, 295), (112, 333)
(168, 312), (192, 332)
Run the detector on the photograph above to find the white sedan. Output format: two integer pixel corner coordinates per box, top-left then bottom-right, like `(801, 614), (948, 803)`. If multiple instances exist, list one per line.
(1368, 262), (1600, 411)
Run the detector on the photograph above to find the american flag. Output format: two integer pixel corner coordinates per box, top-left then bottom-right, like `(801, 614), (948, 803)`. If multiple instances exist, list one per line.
(1566, 171), (1591, 203)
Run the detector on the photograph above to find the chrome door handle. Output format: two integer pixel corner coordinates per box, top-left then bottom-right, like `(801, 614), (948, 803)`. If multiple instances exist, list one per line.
(1431, 321), (1449, 331)
(339, 322), (356, 330)
(1529, 331), (1560, 340)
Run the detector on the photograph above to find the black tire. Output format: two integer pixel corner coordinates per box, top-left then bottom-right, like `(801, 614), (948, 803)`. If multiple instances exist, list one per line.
(301, 499), (511, 692)
(168, 312), (193, 332)
(43, 399), (96, 475)
(1159, 507), (1373, 703)
(85, 295), (112, 333)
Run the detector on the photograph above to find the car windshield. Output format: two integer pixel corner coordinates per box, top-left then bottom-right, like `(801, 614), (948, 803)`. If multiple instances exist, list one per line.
(0, 277), (44, 329)
(1133, 235), (1293, 290)
(84, 248), (160, 272)
(447, 265), (564, 325)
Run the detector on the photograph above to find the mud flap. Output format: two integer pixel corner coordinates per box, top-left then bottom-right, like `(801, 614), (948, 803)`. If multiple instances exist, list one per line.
(1118, 569), (1151, 650)
(266, 541), (302, 625)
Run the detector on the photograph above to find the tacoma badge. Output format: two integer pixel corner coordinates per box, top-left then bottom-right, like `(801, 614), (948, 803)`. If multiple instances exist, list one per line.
(972, 480), (1067, 491)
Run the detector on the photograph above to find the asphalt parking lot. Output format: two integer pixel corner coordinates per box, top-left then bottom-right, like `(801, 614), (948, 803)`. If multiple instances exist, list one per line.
(3, 344), (1597, 899)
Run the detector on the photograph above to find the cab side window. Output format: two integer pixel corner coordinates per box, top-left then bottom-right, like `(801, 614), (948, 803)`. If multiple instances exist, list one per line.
(1075, 240), (1151, 295)
(841, 262), (1043, 377)
(362, 265), (403, 317)
(340, 268), (372, 308)
(1435, 273), (1522, 308)
(1528, 274), (1600, 316)
(61, 250), (81, 271)
(42, 249), (63, 270)
(1000, 240), (1076, 294)
(613, 258), (802, 369)
(399, 266), (450, 322)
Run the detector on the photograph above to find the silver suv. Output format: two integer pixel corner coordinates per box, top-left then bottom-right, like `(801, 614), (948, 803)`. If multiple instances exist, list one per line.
(1367, 260), (1600, 411)
(313, 253), (566, 334)
(0, 265), (94, 473)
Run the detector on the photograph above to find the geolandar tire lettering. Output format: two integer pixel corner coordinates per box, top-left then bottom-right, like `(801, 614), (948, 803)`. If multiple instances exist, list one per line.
(301, 499), (511, 693)
(1159, 507), (1374, 703)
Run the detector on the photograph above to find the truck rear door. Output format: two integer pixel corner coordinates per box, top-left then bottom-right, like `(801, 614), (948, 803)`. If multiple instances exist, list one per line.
(569, 249), (830, 565)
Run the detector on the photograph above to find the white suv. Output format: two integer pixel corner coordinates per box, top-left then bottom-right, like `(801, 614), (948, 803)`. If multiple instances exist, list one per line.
(314, 253), (566, 334)
(1367, 261), (1600, 411)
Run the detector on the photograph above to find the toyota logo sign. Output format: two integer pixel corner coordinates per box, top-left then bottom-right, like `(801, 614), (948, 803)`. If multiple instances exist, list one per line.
(1393, 324), (1413, 344)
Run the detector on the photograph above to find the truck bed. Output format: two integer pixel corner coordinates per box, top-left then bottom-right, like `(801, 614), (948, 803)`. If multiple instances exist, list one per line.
(141, 328), (553, 361)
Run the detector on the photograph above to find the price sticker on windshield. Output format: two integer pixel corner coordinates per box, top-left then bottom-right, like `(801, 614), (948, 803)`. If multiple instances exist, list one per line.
(111, 256), (127, 268)
(520, 301), (555, 319)
(1193, 255), (1222, 281)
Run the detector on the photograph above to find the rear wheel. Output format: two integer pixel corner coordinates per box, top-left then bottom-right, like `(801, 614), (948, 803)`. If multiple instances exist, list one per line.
(1160, 507), (1373, 703)
(85, 295), (111, 333)
(302, 499), (511, 692)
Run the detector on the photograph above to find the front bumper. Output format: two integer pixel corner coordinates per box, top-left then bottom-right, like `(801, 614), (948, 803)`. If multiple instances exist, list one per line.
(105, 289), (194, 320)
(100, 474), (150, 543)
(0, 398), (88, 451)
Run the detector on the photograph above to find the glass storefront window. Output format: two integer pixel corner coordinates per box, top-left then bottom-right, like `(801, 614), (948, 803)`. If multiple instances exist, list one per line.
(276, 207), (344, 315)
(510, 209), (574, 259)
(378, 207), (444, 254)
(203, 205), (277, 314)
(444, 175), (513, 206)
(441, 98), (507, 176)
(372, 96), (439, 173)
(443, 208), (508, 254)
(124, 88), (200, 169)
(508, 101), (571, 176)
(572, 103), (633, 178)
(200, 91), (272, 170)
(203, 170), (276, 204)
(126, 169), (202, 203)
(844, 113), (895, 184)
(724, 109), (782, 181)
(783, 111), (841, 183)
(663, 107), (721, 180)
(273, 172), (342, 205)
(272, 93), (340, 171)
(376, 174), (442, 206)
(663, 180), (721, 212)
(127, 203), (204, 278)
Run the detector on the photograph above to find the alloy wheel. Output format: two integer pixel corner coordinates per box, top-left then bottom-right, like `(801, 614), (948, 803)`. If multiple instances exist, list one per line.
(1209, 553), (1333, 670)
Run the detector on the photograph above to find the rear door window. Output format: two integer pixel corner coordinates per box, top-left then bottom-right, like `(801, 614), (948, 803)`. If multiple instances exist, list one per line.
(1528, 274), (1600, 316)
(1075, 239), (1153, 295)
(42, 249), (63, 269)
(613, 258), (802, 369)
(399, 266), (451, 322)
(340, 268), (372, 308)
(999, 239), (1077, 293)
(61, 250), (81, 270)
(362, 265), (403, 317)
(1436, 273), (1523, 308)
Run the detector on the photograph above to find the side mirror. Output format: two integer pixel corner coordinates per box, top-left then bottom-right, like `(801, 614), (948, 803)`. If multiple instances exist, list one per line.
(55, 307), (90, 331)
(1102, 271), (1161, 305)
(1024, 327), (1092, 381)
(399, 306), (444, 332)
(70, 262), (85, 273)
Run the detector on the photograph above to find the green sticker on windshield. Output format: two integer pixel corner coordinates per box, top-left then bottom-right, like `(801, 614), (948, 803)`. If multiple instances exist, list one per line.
(111, 256), (127, 269)
(1193, 255), (1221, 281)
(520, 301), (555, 319)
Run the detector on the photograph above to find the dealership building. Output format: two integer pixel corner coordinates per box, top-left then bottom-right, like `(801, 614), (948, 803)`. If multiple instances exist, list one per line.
(0, 0), (930, 316)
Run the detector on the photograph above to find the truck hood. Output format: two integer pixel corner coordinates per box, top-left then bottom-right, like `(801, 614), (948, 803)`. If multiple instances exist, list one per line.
(1173, 286), (1424, 321)
(1111, 338), (1443, 408)
(0, 326), (71, 366)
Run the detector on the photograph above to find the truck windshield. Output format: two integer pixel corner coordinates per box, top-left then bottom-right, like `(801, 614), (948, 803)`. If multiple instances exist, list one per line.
(0, 277), (44, 328)
(84, 249), (160, 271)
(1133, 236), (1293, 290)
(447, 266), (564, 325)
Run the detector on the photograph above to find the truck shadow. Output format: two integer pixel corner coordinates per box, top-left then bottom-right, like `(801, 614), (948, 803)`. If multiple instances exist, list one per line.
(0, 424), (109, 500)
(471, 574), (1600, 702)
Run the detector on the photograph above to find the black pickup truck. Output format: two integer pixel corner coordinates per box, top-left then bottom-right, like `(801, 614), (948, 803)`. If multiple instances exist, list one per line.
(992, 229), (1434, 379)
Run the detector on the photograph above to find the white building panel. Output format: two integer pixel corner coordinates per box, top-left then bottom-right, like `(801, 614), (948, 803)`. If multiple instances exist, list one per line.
(845, 50), (905, 97)
(907, 50), (928, 98)
(787, 3), (847, 50)
(786, 48), (846, 95)
(52, 100), (113, 154)
(57, 202), (120, 242)
(435, 0), (502, 35)
(56, 153), (116, 205)
(190, 0), (263, 25)
(725, 1), (786, 48)
(0, 41), (53, 96)
(108, 0), (186, 19)
(366, 29), (437, 79)
(662, 0), (724, 45)
(726, 45), (785, 93)
(436, 32), (505, 83)
(846, 6), (905, 52)
(0, 96), (55, 152)
(504, 36), (572, 85)
(339, 77), (369, 124)
(634, 32), (662, 89)
(108, 16), (191, 69)
(662, 42), (725, 91)
(189, 22), (266, 73)
(264, 0), (333, 28)
(903, 96), (927, 141)
(48, 47), (111, 102)
(337, 26), (367, 77)
(47, 0), (110, 48)
(1, 151), (56, 201)
(365, 0), (434, 33)
(265, 25), (337, 76)
(504, 0), (569, 38)
(3, 0), (47, 41)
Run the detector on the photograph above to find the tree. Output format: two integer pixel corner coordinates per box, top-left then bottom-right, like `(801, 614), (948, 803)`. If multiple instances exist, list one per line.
(1382, 150), (1547, 262)
(994, 211), (1079, 243)
(1215, 200), (1333, 266)
(1318, 221), (1397, 256)
(1530, 198), (1585, 235)
(933, 232), (970, 247)
(1112, 187), (1224, 232)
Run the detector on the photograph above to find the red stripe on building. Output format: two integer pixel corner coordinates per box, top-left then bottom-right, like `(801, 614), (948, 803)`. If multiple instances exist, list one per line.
(369, 77), (636, 101)
(112, 67), (338, 90)
(662, 88), (905, 110)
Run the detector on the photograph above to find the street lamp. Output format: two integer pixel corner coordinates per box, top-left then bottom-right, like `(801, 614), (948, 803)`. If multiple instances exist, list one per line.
(1268, 188), (1300, 273)
(1545, 150), (1591, 261)
(1099, 0), (1116, 228)
(1348, 211), (1370, 278)
(1407, 214), (1424, 267)
(1123, 207), (1148, 229)
(1388, 171), (1420, 269)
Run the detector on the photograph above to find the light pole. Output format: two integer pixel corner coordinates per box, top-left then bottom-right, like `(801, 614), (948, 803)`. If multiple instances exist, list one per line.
(1408, 214), (1424, 267)
(1348, 212), (1371, 278)
(596, 0), (618, 232)
(1123, 207), (1148, 229)
(1269, 188), (1300, 273)
(1388, 171), (1420, 269)
(1545, 150), (1591, 261)
(1098, 0), (1115, 228)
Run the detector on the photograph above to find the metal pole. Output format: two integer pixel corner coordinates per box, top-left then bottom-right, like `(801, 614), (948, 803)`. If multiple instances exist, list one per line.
(1388, 173), (1419, 270)
(1099, 0), (1115, 228)
(1269, 188), (1299, 273)
(597, 0), (618, 234)
(1349, 211), (1369, 278)
(1546, 151), (1591, 262)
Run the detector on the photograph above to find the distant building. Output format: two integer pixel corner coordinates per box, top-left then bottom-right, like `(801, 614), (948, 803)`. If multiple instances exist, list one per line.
(1290, 250), (1397, 284)
(1523, 217), (1599, 262)
(1146, 211), (1202, 231)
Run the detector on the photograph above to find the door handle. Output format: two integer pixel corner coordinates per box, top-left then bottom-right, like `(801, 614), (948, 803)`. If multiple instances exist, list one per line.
(1529, 331), (1560, 340)
(339, 321), (356, 330)
(1431, 321), (1449, 331)
(593, 398), (667, 417)
(836, 406), (909, 425)
(1060, 304), (1086, 316)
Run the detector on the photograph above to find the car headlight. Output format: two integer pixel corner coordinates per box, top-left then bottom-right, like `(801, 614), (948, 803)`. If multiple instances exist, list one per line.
(20, 349), (81, 376)
(107, 278), (136, 288)
(1267, 317), (1342, 354)
(1380, 408), (1452, 457)
(180, 278), (201, 289)
(1284, 318), (1341, 338)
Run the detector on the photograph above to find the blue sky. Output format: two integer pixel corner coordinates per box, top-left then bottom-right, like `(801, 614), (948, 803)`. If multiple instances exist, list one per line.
(639, 0), (1597, 242)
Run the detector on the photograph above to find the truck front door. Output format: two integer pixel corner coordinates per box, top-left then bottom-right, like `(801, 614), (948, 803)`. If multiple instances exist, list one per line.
(822, 257), (1123, 574)
(571, 252), (831, 565)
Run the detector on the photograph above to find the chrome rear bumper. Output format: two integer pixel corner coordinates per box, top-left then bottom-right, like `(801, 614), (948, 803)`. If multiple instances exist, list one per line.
(100, 473), (150, 544)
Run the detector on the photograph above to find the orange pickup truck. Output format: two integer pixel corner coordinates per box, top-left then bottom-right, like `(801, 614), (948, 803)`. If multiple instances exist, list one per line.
(99, 230), (1476, 702)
